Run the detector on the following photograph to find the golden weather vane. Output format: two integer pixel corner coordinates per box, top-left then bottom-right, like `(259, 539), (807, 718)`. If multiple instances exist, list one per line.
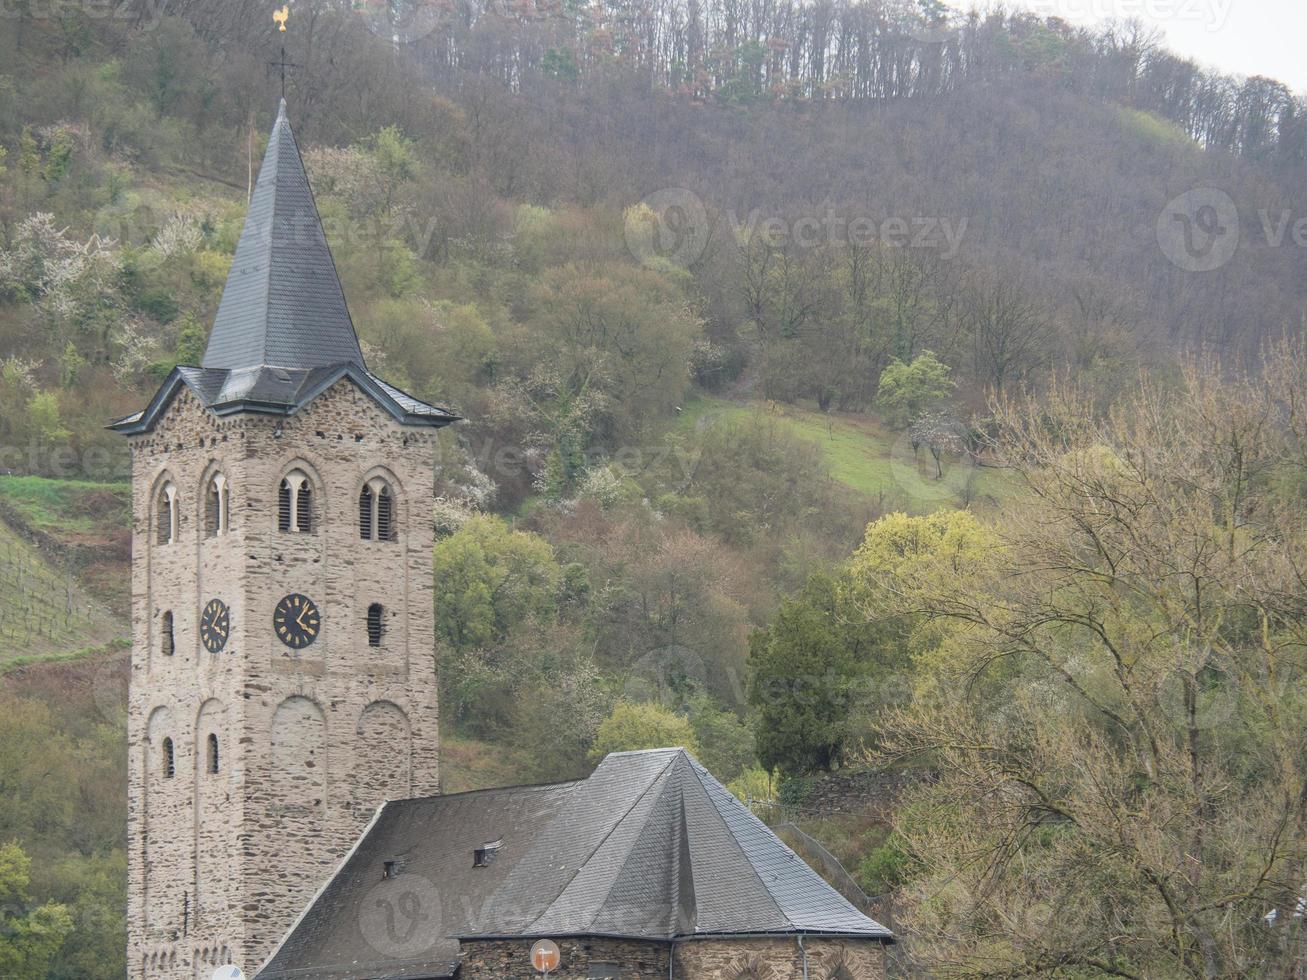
(269, 6), (300, 100)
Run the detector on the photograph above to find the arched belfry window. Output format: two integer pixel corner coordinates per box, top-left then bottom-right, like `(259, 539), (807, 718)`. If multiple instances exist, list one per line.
(161, 737), (175, 779)
(359, 478), (397, 541)
(156, 482), (178, 544)
(278, 470), (314, 534)
(205, 474), (229, 537)
(207, 733), (220, 774)
(367, 603), (385, 647)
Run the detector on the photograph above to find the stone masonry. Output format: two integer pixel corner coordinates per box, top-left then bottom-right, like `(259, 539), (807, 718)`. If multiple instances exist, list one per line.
(126, 378), (440, 980)
(459, 937), (887, 979)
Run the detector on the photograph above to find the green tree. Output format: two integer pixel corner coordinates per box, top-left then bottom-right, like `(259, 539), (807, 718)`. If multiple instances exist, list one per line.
(746, 573), (864, 776)
(368, 125), (420, 214)
(588, 701), (699, 762)
(873, 350), (954, 427)
(0, 843), (74, 980)
(27, 391), (70, 445)
(879, 349), (1307, 976)
(686, 694), (755, 783)
(173, 313), (207, 365)
(433, 516), (561, 651)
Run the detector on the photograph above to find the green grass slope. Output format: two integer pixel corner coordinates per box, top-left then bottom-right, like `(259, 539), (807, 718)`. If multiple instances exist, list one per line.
(680, 396), (1009, 512)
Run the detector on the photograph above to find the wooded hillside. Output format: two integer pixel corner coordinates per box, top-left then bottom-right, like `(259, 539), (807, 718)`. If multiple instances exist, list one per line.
(2, 1), (1306, 976)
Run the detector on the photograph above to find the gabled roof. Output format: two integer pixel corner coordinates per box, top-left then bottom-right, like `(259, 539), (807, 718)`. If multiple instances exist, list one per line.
(256, 749), (891, 980)
(109, 100), (458, 434)
(203, 99), (363, 371)
(107, 363), (457, 434)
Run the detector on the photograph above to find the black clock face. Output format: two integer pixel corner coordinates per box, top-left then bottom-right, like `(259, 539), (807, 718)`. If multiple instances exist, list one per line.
(200, 599), (230, 653)
(274, 593), (321, 650)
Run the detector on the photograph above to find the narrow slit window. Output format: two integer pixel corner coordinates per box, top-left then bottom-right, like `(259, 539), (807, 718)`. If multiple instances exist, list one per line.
(157, 484), (177, 544)
(161, 611), (174, 657)
(207, 733), (219, 774)
(162, 737), (175, 779)
(359, 485), (373, 540)
(367, 603), (384, 647)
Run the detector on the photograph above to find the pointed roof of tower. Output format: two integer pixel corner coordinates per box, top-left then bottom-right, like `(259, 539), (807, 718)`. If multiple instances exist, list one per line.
(109, 101), (458, 434)
(203, 99), (364, 371)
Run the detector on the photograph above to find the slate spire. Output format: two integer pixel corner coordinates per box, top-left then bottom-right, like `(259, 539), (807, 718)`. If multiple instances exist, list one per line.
(202, 100), (365, 371)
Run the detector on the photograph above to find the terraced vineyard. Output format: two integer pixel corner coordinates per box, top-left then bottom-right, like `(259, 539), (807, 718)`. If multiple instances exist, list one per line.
(0, 477), (130, 663)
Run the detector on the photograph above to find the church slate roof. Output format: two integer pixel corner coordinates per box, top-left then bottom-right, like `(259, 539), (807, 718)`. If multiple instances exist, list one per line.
(109, 100), (457, 435)
(256, 749), (892, 980)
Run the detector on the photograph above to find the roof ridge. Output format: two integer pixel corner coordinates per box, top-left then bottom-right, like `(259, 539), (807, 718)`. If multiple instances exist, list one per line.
(521, 751), (681, 935)
(683, 755), (790, 928)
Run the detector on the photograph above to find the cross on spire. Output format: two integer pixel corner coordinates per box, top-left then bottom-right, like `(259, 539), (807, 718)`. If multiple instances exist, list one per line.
(269, 45), (300, 100)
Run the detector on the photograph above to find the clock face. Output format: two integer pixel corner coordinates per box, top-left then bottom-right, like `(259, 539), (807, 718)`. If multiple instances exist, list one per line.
(200, 599), (230, 653)
(274, 593), (321, 650)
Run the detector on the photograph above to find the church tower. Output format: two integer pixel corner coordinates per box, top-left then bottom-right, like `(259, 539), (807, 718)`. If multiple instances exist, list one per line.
(112, 100), (457, 979)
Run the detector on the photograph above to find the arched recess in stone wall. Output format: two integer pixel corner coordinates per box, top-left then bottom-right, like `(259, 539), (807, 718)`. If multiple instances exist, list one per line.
(193, 699), (228, 923)
(716, 954), (780, 980)
(355, 700), (412, 807)
(271, 696), (327, 809)
(144, 706), (179, 929)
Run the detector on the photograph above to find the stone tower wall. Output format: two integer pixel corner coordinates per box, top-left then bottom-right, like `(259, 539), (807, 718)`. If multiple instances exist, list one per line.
(126, 380), (441, 980)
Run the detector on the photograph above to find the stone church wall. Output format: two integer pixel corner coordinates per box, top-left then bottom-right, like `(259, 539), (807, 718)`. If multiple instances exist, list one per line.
(458, 937), (888, 980)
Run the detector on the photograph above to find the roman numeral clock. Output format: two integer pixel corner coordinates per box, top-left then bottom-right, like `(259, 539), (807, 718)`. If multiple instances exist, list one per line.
(274, 593), (321, 650)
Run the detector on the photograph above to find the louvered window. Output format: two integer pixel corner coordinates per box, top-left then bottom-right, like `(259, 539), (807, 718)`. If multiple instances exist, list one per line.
(367, 603), (384, 647)
(359, 485), (373, 540)
(377, 487), (395, 541)
(207, 733), (219, 774)
(162, 737), (175, 779)
(161, 611), (174, 657)
(278, 479), (293, 532)
(296, 482), (313, 533)
(360, 479), (397, 542)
